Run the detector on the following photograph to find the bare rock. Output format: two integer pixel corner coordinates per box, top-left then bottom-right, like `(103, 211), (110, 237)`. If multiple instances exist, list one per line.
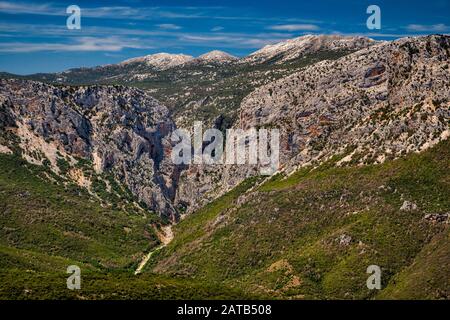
(400, 200), (418, 212)
(424, 213), (449, 224)
(338, 234), (352, 246)
(0, 79), (180, 220)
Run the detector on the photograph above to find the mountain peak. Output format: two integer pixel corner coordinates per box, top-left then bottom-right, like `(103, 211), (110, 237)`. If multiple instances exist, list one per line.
(244, 34), (376, 64)
(198, 50), (238, 61)
(120, 53), (194, 70)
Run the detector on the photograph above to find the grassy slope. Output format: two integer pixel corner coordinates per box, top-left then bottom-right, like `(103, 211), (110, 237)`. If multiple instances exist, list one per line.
(377, 231), (449, 299)
(1, 137), (448, 299)
(0, 153), (248, 299)
(150, 140), (450, 299)
(0, 267), (251, 300)
(0, 154), (159, 270)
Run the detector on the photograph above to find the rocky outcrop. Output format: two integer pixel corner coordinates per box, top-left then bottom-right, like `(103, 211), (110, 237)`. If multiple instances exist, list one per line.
(0, 79), (180, 220)
(424, 213), (449, 224)
(400, 201), (418, 212)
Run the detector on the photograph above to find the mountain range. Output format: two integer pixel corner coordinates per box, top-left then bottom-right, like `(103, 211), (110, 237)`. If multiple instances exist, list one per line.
(1, 35), (376, 129)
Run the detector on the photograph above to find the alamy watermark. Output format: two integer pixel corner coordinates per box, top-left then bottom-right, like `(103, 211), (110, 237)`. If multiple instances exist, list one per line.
(366, 5), (381, 30)
(366, 265), (382, 290)
(171, 122), (280, 176)
(67, 265), (81, 290)
(66, 5), (81, 30)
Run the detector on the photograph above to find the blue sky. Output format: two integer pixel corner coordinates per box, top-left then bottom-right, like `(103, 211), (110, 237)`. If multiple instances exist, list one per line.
(0, 0), (449, 74)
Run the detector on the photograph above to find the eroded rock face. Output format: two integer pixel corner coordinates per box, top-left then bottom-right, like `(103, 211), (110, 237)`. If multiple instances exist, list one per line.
(0, 79), (179, 220)
(239, 35), (450, 171)
(175, 35), (450, 213)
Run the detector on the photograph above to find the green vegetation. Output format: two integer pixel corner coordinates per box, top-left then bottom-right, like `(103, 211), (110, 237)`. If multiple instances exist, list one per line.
(0, 127), (448, 300)
(0, 153), (247, 299)
(0, 153), (158, 269)
(158, 176), (262, 255)
(1, 137), (448, 300)
(56, 157), (71, 175)
(0, 267), (251, 300)
(150, 140), (450, 299)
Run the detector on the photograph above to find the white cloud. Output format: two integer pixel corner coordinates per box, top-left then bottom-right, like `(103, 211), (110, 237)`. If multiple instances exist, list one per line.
(0, 1), (324, 25)
(156, 24), (182, 30)
(0, 23), (294, 52)
(406, 24), (449, 32)
(178, 33), (293, 49)
(0, 1), (59, 15)
(0, 36), (151, 52)
(0, 1), (204, 20)
(268, 24), (320, 32)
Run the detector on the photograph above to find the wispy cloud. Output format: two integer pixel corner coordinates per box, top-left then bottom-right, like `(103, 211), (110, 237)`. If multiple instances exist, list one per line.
(405, 23), (449, 32)
(178, 32), (293, 49)
(0, 36), (151, 52)
(156, 24), (182, 30)
(0, 1), (56, 15)
(0, 21), (294, 52)
(0, 1), (323, 24)
(268, 24), (320, 31)
(1, 1), (446, 56)
(0, 1), (207, 20)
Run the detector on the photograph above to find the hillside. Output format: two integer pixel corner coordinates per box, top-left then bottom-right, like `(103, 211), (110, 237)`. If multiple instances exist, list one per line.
(149, 139), (450, 299)
(0, 152), (252, 299)
(239, 35), (450, 170)
(0, 153), (159, 269)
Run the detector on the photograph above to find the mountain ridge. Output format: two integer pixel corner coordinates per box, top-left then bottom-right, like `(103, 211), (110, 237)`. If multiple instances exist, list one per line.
(119, 52), (195, 70)
(197, 50), (238, 62)
(242, 34), (376, 64)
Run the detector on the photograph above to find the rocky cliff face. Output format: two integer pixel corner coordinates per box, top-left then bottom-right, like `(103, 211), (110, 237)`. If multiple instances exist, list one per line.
(175, 35), (450, 213)
(239, 35), (450, 172)
(0, 80), (180, 221)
